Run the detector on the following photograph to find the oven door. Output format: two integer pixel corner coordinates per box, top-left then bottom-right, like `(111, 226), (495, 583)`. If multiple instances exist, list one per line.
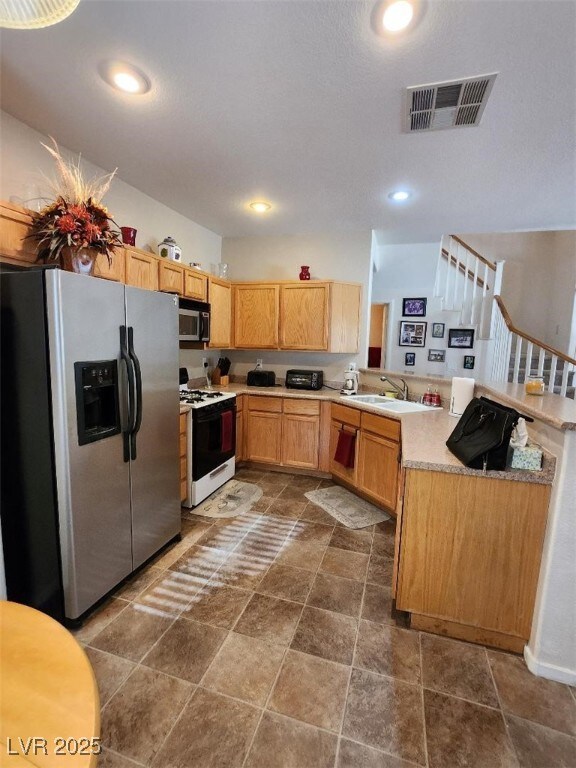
(192, 403), (236, 480)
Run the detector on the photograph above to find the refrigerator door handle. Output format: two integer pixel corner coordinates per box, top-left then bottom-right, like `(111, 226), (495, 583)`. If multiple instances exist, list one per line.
(127, 326), (143, 460)
(120, 325), (136, 462)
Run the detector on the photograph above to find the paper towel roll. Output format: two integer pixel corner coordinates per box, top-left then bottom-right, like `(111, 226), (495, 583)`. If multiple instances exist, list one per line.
(449, 377), (475, 417)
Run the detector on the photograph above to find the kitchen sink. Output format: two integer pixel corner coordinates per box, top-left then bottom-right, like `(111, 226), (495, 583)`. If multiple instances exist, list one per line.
(344, 394), (441, 413)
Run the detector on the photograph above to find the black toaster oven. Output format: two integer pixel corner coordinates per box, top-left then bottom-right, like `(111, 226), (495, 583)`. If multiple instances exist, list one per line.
(285, 369), (324, 390)
(247, 370), (276, 387)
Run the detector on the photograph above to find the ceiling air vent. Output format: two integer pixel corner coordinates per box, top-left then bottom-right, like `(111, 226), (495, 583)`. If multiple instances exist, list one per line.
(405, 73), (497, 133)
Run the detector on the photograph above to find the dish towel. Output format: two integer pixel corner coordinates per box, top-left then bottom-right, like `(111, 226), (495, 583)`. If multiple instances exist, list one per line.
(334, 430), (356, 468)
(221, 410), (233, 452)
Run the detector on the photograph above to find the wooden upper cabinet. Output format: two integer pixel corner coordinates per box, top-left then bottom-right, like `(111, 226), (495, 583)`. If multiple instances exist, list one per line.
(125, 247), (159, 291)
(328, 282), (361, 353)
(158, 260), (184, 295)
(208, 276), (232, 348)
(93, 249), (125, 283)
(280, 284), (329, 350)
(0, 202), (38, 266)
(184, 269), (208, 301)
(234, 284), (279, 349)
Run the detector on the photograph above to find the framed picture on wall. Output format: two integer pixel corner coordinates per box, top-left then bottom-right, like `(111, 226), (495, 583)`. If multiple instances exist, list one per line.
(432, 322), (445, 338)
(405, 352), (415, 366)
(402, 297), (427, 317)
(464, 355), (475, 370)
(428, 349), (445, 362)
(448, 328), (475, 348)
(399, 321), (427, 347)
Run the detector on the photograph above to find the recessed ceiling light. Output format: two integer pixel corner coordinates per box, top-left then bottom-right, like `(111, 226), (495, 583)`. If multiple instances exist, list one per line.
(249, 201), (272, 213)
(388, 190), (411, 201)
(100, 62), (151, 95)
(382, 0), (414, 32)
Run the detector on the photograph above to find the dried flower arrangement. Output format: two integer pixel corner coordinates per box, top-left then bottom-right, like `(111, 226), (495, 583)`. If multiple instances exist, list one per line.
(28, 139), (122, 266)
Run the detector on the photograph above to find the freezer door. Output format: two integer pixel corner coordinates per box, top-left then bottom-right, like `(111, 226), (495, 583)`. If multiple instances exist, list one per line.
(125, 286), (180, 568)
(46, 270), (133, 619)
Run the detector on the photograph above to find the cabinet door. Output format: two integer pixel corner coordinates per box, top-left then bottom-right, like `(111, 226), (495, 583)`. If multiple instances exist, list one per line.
(208, 277), (232, 348)
(0, 202), (37, 267)
(184, 270), (208, 301)
(246, 411), (282, 464)
(329, 283), (361, 353)
(234, 285), (279, 349)
(279, 284), (329, 350)
(357, 431), (399, 511)
(159, 261), (184, 295)
(329, 420), (358, 485)
(236, 398), (244, 462)
(94, 248), (125, 282)
(125, 249), (159, 291)
(282, 414), (320, 469)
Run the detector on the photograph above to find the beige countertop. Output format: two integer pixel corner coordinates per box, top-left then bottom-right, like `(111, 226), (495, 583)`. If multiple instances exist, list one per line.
(198, 383), (556, 485)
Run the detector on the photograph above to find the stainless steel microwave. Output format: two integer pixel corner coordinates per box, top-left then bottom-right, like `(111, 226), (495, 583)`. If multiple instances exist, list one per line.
(179, 298), (210, 342)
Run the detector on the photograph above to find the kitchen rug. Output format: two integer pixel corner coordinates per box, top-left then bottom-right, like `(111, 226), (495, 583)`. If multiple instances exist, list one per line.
(305, 486), (390, 529)
(190, 480), (263, 519)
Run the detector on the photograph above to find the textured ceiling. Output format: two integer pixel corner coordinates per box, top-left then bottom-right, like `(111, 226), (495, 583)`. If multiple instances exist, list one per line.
(1, 0), (575, 241)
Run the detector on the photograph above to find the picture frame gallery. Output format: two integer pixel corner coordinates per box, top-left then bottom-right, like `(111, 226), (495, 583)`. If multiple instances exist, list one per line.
(399, 321), (427, 347)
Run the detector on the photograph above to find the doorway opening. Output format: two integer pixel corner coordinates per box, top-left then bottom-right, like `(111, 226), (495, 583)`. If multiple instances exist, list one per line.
(368, 303), (388, 369)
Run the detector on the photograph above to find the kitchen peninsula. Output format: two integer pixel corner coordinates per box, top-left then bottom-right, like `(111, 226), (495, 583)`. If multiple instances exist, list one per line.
(180, 377), (570, 658)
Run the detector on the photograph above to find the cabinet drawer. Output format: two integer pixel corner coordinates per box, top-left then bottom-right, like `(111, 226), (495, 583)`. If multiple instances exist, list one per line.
(331, 403), (361, 428)
(247, 395), (282, 413)
(180, 479), (187, 501)
(236, 394), (244, 413)
(179, 433), (187, 456)
(361, 412), (400, 442)
(179, 413), (188, 434)
(283, 398), (320, 416)
(180, 457), (187, 480)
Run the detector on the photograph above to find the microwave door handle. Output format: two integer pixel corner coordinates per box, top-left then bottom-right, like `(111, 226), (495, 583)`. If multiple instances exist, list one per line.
(202, 312), (210, 341)
(120, 325), (135, 462)
(127, 326), (143, 460)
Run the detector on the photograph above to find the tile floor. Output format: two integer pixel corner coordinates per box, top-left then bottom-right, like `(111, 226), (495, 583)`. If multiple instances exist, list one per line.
(74, 469), (576, 768)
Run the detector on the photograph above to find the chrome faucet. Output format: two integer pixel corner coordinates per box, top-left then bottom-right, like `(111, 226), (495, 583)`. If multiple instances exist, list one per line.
(380, 375), (409, 401)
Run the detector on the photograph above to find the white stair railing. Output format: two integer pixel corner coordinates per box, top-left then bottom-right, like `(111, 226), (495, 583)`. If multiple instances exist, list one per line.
(435, 235), (498, 338)
(489, 296), (576, 399)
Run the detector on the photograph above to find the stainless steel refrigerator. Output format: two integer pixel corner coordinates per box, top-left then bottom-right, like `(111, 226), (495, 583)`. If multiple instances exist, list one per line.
(0, 267), (181, 622)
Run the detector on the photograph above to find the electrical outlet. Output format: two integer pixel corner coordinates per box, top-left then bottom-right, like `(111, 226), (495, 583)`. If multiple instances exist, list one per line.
(256, 359), (263, 369)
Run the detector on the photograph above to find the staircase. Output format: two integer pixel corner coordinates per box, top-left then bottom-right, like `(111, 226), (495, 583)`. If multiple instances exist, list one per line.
(433, 235), (501, 339)
(435, 237), (575, 399)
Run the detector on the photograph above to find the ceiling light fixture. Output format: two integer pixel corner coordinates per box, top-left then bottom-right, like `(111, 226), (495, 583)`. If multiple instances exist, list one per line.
(249, 201), (272, 213)
(100, 61), (151, 95)
(382, 0), (414, 32)
(388, 190), (411, 202)
(0, 0), (80, 28)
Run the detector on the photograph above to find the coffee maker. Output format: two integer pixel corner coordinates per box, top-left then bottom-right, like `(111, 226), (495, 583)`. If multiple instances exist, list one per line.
(341, 363), (359, 395)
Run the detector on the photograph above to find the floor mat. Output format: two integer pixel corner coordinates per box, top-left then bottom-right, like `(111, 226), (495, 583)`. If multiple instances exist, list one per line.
(190, 480), (263, 519)
(305, 485), (390, 529)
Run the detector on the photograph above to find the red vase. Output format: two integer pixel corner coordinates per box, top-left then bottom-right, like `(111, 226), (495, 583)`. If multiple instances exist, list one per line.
(299, 265), (311, 280)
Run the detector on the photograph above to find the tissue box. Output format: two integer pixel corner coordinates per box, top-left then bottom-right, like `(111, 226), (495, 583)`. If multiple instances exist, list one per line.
(509, 444), (543, 471)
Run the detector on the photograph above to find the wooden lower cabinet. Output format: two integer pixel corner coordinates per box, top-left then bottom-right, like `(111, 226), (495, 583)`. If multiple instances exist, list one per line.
(179, 412), (188, 502)
(329, 403), (361, 486)
(396, 468), (551, 651)
(246, 411), (282, 464)
(357, 431), (399, 510)
(243, 396), (321, 469)
(236, 395), (244, 462)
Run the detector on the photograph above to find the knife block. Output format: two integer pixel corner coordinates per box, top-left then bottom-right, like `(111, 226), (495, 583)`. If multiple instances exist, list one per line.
(211, 369), (229, 387)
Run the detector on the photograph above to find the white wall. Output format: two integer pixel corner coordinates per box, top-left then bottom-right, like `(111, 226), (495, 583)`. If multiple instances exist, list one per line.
(0, 110), (222, 380)
(370, 242), (482, 378)
(462, 231), (576, 353)
(221, 232), (373, 383)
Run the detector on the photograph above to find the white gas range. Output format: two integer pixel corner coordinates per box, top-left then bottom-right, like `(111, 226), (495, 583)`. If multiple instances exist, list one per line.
(179, 388), (237, 507)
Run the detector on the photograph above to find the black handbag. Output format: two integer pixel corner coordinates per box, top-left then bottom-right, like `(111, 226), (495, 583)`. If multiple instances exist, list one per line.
(446, 396), (533, 471)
